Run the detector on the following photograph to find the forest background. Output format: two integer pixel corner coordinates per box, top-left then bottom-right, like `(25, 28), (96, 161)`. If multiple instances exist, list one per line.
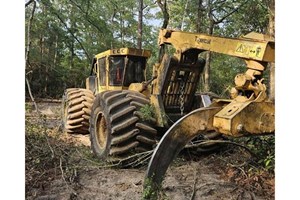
(24, 0), (274, 98)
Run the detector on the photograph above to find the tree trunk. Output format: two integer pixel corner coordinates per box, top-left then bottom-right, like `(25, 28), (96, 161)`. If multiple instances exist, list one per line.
(204, 0), (214, 92)
(204, 51), (212, 92)
(53, 35), (58, 67)
(181, 0), (189, 31)
(70, 40), (74, 69)
(137, 0), (143, 49)
(157, 0), (169, 29)
(203, 0), (245, 92)
(25, 0), (35, 7)
(40, 0), (91, 61)
(45, 62), (49, 94)
(38, 5), (46, 95)
(196, 0), (203, 33)
(204, 0), (248, 92)
(44, 19), (51, 94)
(70, 4), (76, 69)
(121, 11), (124, 47)
(25, 1), (38, 112)
(26, 77), (39, 112)
(268, 0), (275, 101)
(25, 1), (36, 66)
(40, 34), (44, 64)
(197, 0), (204, 91)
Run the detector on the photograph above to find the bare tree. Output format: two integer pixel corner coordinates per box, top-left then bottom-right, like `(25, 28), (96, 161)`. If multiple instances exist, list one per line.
(196, 0), (204, 33)
(25, 1), (39, 112)
(268, 0), (275, 101)
(157, 0), (169, 29)
(40, 0), (91, 61)
(203, 0), (248, 92)
(180, 0), (190, 31)
(137, 0), (143, 49)
(25, 0), (35, 7)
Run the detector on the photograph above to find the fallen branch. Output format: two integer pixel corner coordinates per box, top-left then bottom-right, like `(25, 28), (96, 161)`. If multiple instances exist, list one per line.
(44, 133), (55, 159)
(34, 98), (62, 103)
(59, 157), (76, 195)
(59, 158), (67, 184)
(26, 74), (39, 113)
(104, 150), (154, 168)
(123, 151), (153, 168)
(75, 149), (104, 167)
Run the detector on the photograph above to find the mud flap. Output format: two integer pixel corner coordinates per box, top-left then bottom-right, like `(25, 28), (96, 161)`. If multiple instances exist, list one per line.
(143, 107), (222, 200)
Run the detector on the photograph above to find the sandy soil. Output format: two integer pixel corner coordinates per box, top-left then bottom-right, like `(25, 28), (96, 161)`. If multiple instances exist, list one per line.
(25, 102), (273, 200)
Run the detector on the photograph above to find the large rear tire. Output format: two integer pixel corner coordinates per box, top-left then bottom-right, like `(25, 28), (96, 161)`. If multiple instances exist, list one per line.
(90, 90), (157, 159)
(62, 88), (95, 134)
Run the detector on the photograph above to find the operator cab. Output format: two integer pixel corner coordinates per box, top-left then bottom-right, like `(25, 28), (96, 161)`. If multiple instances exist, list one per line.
(86, 48), (151, 93)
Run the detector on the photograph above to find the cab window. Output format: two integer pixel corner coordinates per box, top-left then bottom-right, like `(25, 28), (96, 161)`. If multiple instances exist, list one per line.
(123, 56), (146, 86)
(109, 56), (125, 86)
(98, 58), (106, 86)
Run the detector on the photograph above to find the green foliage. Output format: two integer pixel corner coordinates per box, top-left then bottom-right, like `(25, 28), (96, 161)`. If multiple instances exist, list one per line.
(247, 136), (275, 172)
(25, 0), (159, 98)
(210, 53), (245, 96)
(154, 0), (271, 96)
(234, 135), (275, 172)
(139, 104), (156, 122)
(218, 0), (269, 37)
(142, 177), (157, 199)
(142, 176), (168, 200)
(25, 103), (32, 112)
(25, 0), (272, 102)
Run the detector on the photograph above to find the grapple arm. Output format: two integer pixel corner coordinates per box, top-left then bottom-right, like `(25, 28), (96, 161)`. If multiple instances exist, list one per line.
(143, 107), (222, 199)
(143, 29), (275, 199)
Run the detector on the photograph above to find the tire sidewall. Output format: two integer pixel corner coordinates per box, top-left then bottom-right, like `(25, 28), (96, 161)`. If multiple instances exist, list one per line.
(90, 93), (112, 159)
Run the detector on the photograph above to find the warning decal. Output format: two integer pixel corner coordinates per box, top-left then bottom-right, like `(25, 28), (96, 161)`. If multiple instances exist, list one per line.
(235, 43), (263, 58)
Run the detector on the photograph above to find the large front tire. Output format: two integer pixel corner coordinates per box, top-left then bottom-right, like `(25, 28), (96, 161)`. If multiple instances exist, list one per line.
(90, 90), (157, 159)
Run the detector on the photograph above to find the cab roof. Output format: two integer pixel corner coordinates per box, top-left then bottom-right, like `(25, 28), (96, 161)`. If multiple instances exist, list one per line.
(94, 48), (151, 59)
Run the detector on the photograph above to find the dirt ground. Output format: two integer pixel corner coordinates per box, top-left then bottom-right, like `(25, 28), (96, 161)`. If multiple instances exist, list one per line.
(25, 102), (274, 200)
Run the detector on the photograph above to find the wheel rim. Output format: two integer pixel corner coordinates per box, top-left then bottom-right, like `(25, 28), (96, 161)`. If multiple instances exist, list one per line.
(95, 112), (108, 149)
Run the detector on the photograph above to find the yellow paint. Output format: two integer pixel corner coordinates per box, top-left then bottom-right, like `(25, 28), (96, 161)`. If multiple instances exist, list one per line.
(158, 29), (274, 62)
(151, 28), (275, 135)
(91, 47), (151, 94)
(95, 47), (151, 60)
